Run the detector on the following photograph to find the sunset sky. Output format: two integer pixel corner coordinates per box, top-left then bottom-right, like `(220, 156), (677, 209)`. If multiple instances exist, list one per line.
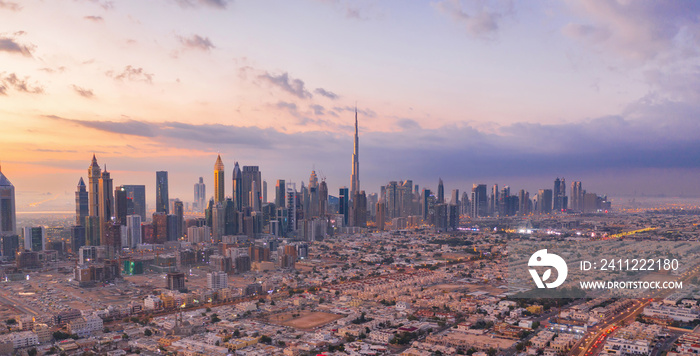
(2, 0), (700, 211)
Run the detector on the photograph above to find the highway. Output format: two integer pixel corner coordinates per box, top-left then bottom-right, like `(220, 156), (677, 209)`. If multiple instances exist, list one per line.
(574, 263), (700, 356)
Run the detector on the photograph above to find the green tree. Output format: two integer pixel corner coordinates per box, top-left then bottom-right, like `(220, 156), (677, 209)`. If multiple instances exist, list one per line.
(144, 328), (153, 336)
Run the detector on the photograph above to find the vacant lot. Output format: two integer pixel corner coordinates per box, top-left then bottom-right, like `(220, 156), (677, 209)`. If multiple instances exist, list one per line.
(269, 311), (343, 330)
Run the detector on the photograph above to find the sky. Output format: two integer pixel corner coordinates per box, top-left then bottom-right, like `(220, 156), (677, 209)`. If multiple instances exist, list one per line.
(1, 0), (700, 212)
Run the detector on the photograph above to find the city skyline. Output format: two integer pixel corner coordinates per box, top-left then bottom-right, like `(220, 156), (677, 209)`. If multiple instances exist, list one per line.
(2, 0), (700, 210)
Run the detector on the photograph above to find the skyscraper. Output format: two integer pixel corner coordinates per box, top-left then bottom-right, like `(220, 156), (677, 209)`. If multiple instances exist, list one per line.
(88, 155), (101, 218)
(262, 180), (267, 204)
(126, 215), (141, 248)
(553, 177), (567, 212)
(194, 177), (206, 213)
(490, 184), (499, 216)
(437, 178), (444, 204)
(350, 107), (360, 197)
(518, 189), (530, 215)
(114, 186), (128, 225)
(275, 179), (286, 208)
(23, 226), (45, 252)
(352, 191), (367, 227)
(537, 189), (553, 214)
(232, 162), (242, 211)
(376, 200), (385, 231)
(471, 184), (487, 218)
(214, 155), (225, 203)
(0, 164), (16, 238)
(338, 187), (349, 226)
(156, 171), (169, 214)
(75, 178), (88, 226)
(319, 180), (328, 217)
(173, 200), (184, 240)
(122, 185), (146, 221)
(571, 181), (583, 212)
(308, 170), (319, 218)
(241, 166), (262, 210)
(98, 168), (113, 245)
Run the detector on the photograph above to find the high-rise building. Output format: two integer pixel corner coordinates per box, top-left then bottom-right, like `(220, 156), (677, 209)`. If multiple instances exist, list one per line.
(421, 188), (431, 221)
(207, 271), (228, 290)
(122, 185), (146, 221)
(251, 179), (261, 211)
(286, 183), (298, 232)
(537, 189), (553, 214)
(338, 187), (349, 226)
(1, 234), (19, 261)
(156, 171), (169, 214)
(518, 189), (529, 215)
(232, 162), (242, 211)
(319, 180), (328, 217)
(451, 189), (460, 206)
(262, 180), (267, 204)
(553, 177), (567, 212)
(241, 166), (261, 210)
(23, 226), (45, 252)
(214, 155), (225, 203)
(166, 272), (186, 292)
(114, 186), (128, 226)
(87, 155), (101, 218)
(386, 181), (399, 219)
(152, 212), (168, 244)
(490, 184), (499, 216)
(275, 179), (286, 208)
(399, 180), (413, 218)
(75, 178), (88, 226)
(571, 181), (583, 212)
(173, 200), (184, 240)
(352, 190), (367, 227)
(437, 178), (444, 204)
(126, 215), (141, 248)
(350, 107), (360, 197)
(194, 177), (206, 213)
(471, 184), (487, 218)
(308, 170), (319, 218)
(376, 200), (385, 231)
(98, 168), (113, 245)
(0, 164), (17, 238)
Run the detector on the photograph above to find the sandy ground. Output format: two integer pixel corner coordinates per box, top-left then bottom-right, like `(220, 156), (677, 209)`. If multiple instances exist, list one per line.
(268, 311), (343, 330)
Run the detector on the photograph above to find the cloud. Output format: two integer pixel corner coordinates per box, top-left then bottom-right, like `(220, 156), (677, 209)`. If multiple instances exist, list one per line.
(0, 73), (44, 95)
(81, 0), (114, 10)
(314, 87), (338, 99)
(0, 36), (34, 57)
(396, 118), (421, 130)
(562, 0), (700, 62)
(178, 34), (215, 51)
(83, 15), (104, 22)
(433, 0), (514, 38)
(106, 65), (153, 84)
(174, 0), (229, 9)
(310, 104), (325, 116)
(0, 1), (21, 11)
(38, 66), (66, 74)
(258, 72), (312, 99)
(71, 85), (95, 98)
(332, 105), (376, 118)
(44, 115), (156, 137)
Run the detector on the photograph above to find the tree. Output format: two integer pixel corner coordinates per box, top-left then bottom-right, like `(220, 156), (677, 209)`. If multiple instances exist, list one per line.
(28, 348), (37, 356)
(210, 313), (221, 323)
(122, 333), (129, 340)
(260, 335), (272, 344)
(5, 318), (16, 325)
(144, 328), (153, 336)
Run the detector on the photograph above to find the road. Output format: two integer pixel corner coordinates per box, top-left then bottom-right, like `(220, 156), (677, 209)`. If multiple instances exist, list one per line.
(575, 263), (700, 356)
